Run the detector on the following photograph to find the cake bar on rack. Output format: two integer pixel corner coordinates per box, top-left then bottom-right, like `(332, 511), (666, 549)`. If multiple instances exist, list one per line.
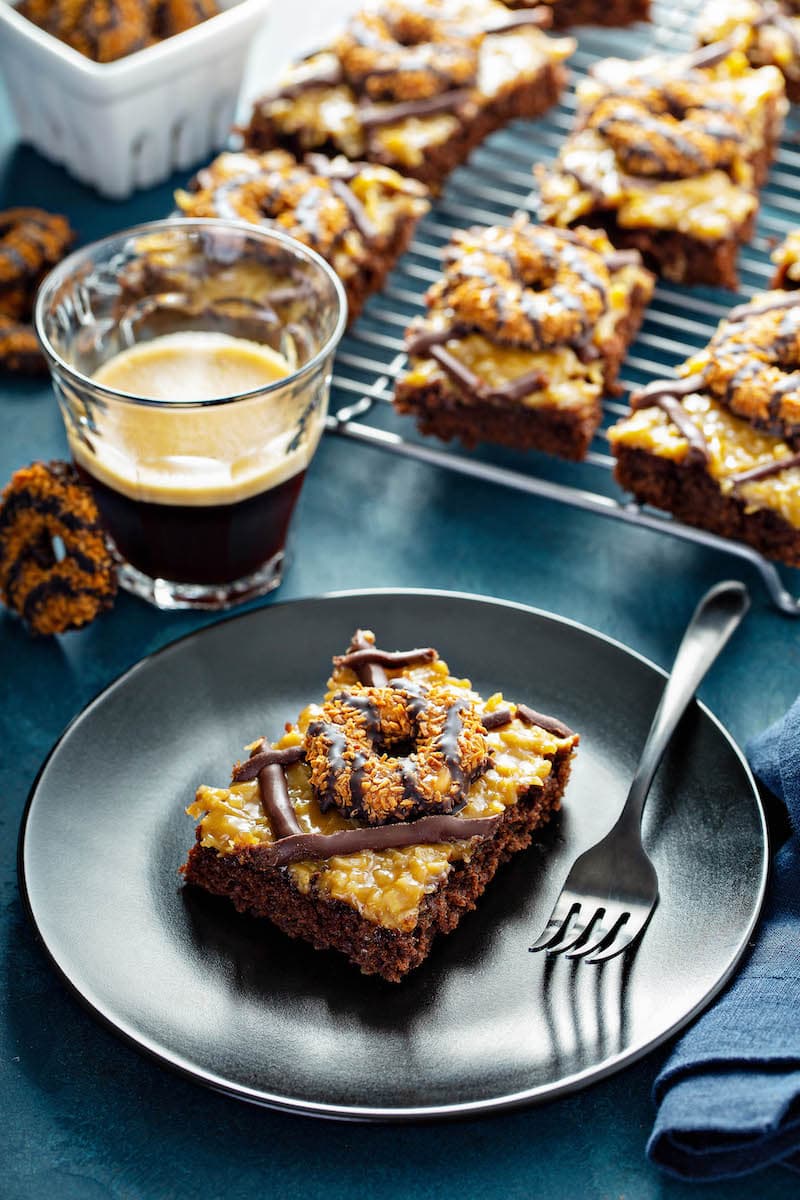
(609, 290), (800, 567)
(175, 149), (429, 325)
(394, 217), (654, 460)
(537, 45), (787, 288)
(183, 630), (579, 982)
(696, 1), (800, 103)
(242, 0), (575, 192)
(502, 0), (649, 28)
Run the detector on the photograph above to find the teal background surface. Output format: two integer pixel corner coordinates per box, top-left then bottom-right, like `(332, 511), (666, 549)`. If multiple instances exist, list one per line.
(2, 80), (799, 1200)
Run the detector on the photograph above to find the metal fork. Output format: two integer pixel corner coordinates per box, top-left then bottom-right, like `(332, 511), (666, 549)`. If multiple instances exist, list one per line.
(530, 580), (751, 964)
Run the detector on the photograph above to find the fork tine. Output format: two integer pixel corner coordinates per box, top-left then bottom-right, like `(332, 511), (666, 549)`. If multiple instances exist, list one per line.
(529, 897), (578, 952)
(584, 925), (639, 965)
(549, 906), (605, 955)
(585, 903), (657, 964)
(565, 911), (628, 961)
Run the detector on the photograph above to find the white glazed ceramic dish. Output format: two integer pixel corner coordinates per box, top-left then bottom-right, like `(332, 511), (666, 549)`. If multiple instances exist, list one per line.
(0, 0), (272, 199)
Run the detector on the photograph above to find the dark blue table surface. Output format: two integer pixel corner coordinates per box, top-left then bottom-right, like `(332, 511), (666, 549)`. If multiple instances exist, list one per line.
(2, 91), (799, 1200)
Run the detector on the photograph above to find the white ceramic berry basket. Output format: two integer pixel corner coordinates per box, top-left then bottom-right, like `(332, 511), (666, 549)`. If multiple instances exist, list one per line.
(0, 0), (272, 199)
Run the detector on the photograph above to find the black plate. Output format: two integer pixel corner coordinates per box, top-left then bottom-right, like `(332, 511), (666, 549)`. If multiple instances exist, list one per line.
(19, 590), (768, 1120)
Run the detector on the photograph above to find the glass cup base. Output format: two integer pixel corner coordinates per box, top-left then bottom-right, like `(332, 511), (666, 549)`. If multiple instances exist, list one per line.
(117, 551), (285, 611)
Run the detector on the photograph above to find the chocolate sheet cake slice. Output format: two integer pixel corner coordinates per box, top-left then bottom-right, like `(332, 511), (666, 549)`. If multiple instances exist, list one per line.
(609, 291), (800, 567)
(394, 217), (654, 459)
(537, 44), (786, 288)
(242, 0), (575, 192)
(175, 149), (429, 325)
(183, 630), (578, 982)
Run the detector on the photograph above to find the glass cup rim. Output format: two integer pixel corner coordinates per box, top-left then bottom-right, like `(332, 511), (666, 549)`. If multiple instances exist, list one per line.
(33, 217), (349, 410)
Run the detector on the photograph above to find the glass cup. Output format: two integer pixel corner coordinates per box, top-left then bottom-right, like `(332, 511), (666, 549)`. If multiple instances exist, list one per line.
(35, 219), (346, 610)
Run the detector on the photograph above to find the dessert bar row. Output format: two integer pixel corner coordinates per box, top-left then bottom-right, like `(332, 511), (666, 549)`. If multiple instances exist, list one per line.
(168, 3), (800, 572)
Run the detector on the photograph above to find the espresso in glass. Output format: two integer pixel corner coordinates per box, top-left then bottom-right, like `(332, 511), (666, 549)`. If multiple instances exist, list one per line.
(35, 221), (346, 610)
(78, 332), (304, 586)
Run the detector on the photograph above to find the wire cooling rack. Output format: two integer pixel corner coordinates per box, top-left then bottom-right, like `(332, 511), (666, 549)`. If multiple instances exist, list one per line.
(325, 0), (800, 615)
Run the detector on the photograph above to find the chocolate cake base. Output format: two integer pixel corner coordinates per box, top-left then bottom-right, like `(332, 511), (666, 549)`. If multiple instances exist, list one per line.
(507, 0), (650, 28)
(345, 211), (423, 324)
(558, 213), (754, 291)
(614, 445), (800, 568)
(394, 278), (651, 459)
(183, 748), (573, 983)
(394, 385), (601, 458)
(245, 64), (568, 193)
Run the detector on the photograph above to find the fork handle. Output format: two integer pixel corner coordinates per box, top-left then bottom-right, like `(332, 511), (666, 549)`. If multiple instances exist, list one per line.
(616, 580), (750, 835)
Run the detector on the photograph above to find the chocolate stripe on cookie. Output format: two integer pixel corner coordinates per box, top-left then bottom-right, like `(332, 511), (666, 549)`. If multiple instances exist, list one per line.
(245, 811), (503, 868)
(0, 490), (104, 533)
(19, 575), (108, 625)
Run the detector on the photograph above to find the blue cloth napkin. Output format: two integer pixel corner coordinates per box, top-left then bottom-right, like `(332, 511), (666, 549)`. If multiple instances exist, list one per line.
(648, 697), (800, 1181)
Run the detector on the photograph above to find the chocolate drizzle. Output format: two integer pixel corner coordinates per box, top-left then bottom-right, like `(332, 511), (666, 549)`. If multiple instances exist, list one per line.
(418, 342), (547, 406)
(629, 372), (711, 465)
(631, 372), (709, 404)
(729, 451), (800, 488)
(233, 743), (305, 782)
(727, 292), (800, 324)
(346, 629), (388, 687)
(628, 392), (709, 464)
(405, 323), (469, 356)
(427, 344), (489, 399)
(246, 741), (304, 840)
(303, 154), (379, 243)
(681, 39), (738, 71)
(603, 250), (644, 271)
(439, 700), (469, 791)
(334, 646), (437, 670)
(481, 707), (514, 730)
(480, 8), (553, 35)
(492, 368), (549, 402)
(263, 56), (344, 104)
(517, 705), (575, 739)
(329, 178), (378, 242)
(245, 811), (503, 868)
(359, 88), (473, 129)
(657, 396), (711, 465)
